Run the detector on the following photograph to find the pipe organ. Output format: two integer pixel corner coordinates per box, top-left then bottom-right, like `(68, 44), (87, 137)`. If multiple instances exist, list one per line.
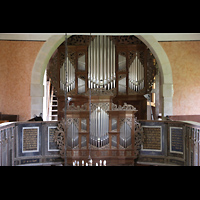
(57, 35), (156, 97)
(47, 35), (158, 165)
(47, 35), (157, 121)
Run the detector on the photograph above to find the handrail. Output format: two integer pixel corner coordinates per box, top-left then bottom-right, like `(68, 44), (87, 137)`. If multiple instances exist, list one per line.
(0, 121), (16, 130)
(46, 80), (51, 121)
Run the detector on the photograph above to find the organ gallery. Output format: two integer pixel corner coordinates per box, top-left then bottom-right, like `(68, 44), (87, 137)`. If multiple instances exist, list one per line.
(46, 35), (157, 165)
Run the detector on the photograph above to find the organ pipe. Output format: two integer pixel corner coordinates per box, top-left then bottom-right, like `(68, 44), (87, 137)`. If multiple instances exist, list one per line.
(88, 36), (116, 90)
(100, 36), (103, 85)
(112, 40), (115, 89)
(60, 56), (75, 92)
(88, 42), (91, 89)
(61, 36), (145, 94)
(103, 36), (107, 88)
(129, 52), (144, 92)
(94, 38), (97, 88)
(91, 39), (94, 89)
(90, 106), (109, 147)
(96, 36), (99, 87)
(110, 39), (113, 89)
(107, 37), (110, 89)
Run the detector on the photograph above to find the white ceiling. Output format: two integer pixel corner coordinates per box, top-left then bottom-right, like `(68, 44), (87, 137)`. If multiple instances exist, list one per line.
(0, 33), (200, 42)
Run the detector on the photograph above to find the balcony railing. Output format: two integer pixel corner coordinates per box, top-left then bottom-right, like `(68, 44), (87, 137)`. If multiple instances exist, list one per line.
(0, 120), (200, 166)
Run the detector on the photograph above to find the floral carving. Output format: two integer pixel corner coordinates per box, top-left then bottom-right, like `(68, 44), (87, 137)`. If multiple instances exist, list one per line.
(134, 120), (143, 156)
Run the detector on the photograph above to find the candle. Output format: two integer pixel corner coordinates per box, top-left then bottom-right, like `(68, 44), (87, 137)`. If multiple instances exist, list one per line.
(82, 160), (84, 166)
(88, 159), (92, 166)
(100, 160), (102, 166)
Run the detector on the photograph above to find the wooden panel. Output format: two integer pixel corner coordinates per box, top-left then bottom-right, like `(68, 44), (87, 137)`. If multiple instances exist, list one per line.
(113, 95), (147, 120)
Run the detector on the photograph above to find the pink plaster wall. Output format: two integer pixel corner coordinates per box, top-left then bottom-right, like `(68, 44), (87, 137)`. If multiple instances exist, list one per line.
(160, 41), (200, 115)
(0, 41), (44, 121)
(0, 40), (200, 121)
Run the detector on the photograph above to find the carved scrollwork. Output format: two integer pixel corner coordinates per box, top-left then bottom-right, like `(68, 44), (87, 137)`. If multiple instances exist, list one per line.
(110, 36), (144, 45)
(134, 120), (143, 157)
(54, 118), (79, 158)
(85, 88), (116, 96)
(119, 117), (132, 129)
(67, 103), (88, 111)
(54, 120), (65, 157)
(112, 103), (137, 111)
(90, 102), (110, 113)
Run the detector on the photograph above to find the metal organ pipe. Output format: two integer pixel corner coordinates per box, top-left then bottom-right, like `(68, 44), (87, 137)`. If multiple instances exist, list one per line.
(91, 39), (94, 89)
(103, 36), (107, 89)
(107, 37), (110, 90)
(96, 36), (100, 88)
(88, 41), (91, 89)
(60, 56), (75, 93)
(129, 52), (144, 92)
(90, 106), (109, 148)
(88, 36), (116, 90)
(110, 39), (112, 89)
(111, 39), (115, 89)
(94, 38), (96, 88)
(100, 36), (103, 86)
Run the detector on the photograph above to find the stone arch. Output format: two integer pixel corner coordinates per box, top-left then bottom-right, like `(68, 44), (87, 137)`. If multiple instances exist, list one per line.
(30, 35), (65, 117)
(136, 35), (173, 117)
(30, 34), (173, 118)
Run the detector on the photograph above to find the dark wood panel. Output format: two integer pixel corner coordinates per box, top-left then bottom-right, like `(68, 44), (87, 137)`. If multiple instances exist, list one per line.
(113, 95), (147, 120)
